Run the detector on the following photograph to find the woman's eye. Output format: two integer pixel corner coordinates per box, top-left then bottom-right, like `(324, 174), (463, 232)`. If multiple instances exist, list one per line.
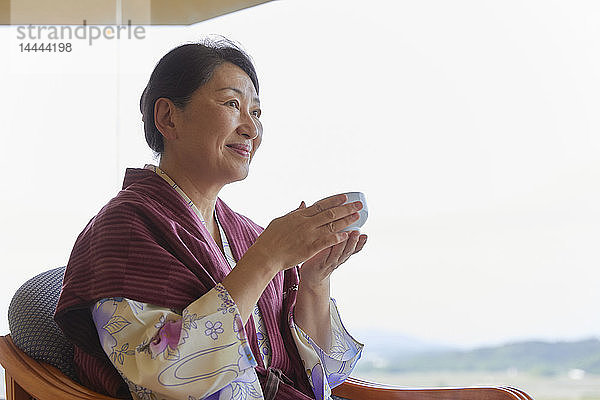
(226, 100), (240, 109)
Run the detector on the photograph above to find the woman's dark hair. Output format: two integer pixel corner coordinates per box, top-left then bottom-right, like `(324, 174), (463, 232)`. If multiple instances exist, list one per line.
(140, 36), (259, 154)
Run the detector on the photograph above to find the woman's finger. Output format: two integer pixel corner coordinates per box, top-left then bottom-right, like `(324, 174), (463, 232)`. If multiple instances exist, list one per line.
(317, 211), (360, 236)
(342, 231), (360, 255)
(301, 194), (347, 217)
(352, 235), (368, 254)
(313, 201), (363, 229)
(284, 201), (306, 216)
(338, 231), (360, 263)
(326, 240), (347, 265)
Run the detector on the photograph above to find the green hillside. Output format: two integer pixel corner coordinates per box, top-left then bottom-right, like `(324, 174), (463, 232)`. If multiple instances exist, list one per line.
(359, 338), (600, 376)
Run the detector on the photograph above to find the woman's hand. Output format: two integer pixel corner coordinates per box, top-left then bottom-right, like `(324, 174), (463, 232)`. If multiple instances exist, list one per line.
(250, 194), (364, 273)
(292, 198), (367, 350)
(299, 227), (368, 290)
(227, 193), (365, 325)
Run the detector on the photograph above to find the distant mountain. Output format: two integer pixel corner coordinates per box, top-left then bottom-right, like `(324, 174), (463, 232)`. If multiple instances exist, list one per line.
(353, 329), (453, 355)
(353, 330), (454, 370)
(356, 337), (600, 376)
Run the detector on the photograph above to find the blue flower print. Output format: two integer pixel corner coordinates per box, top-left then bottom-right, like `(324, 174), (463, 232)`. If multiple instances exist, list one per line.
(327, 372), (346, 388)
(92, 299), (131, 355)
(310, 364), (325, 400)
(262, 346), (270, 358)
(204, 320), (224, 340)
(92, 300), (118, 351)
(216, 284), (236, 314)
(220, 369), (262, 400)
(189, 393), (219, 400)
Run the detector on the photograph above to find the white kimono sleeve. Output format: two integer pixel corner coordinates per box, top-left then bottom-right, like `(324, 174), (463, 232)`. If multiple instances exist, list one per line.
(290, 298), (364, 400)
(91, 283), (264, 400)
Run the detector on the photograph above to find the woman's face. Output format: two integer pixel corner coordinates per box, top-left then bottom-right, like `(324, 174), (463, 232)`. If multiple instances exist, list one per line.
(168, 62), (263, 185)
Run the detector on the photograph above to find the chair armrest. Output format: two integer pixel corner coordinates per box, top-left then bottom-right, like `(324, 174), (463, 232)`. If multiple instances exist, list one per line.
(0, 334), (118, 400)
(332, 376), (533, 399)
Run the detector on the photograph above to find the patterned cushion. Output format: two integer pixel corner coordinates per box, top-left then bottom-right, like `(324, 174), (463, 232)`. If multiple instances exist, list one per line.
(8, 266), (78, 381)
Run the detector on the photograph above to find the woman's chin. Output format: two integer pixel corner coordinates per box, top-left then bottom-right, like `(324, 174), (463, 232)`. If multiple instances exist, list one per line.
(225, 168), (250, 184)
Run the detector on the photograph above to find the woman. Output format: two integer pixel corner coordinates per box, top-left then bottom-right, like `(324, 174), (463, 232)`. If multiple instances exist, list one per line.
(55, 37), (367, 400)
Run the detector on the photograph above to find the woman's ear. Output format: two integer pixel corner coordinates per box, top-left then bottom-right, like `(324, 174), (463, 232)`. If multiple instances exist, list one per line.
(154, 97), (179, 141)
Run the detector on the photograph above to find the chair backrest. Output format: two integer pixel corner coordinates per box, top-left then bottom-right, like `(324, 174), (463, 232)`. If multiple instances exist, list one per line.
(8, 266), (78, 381)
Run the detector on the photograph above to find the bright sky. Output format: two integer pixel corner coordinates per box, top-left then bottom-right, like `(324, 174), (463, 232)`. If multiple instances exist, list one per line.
(1, 0), (599, 351)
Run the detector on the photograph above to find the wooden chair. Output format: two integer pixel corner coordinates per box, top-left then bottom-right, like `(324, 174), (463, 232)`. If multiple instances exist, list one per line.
(0, 334), (533, 400)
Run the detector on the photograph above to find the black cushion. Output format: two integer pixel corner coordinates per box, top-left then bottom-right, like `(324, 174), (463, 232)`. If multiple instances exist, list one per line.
(8, 266), (78, 381)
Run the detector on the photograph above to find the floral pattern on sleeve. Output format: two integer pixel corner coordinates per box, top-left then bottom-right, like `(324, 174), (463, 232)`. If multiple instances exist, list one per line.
(91, 284), (262, 400)
(290, 298), (364, 400)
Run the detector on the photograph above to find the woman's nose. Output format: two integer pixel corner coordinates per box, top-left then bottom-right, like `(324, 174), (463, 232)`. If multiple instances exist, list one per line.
(237, 126), (259, 140)
(238, 113), (260, 140)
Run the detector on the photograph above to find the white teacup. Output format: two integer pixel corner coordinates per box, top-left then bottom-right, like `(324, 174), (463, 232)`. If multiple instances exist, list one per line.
(341, 192), (368, 232)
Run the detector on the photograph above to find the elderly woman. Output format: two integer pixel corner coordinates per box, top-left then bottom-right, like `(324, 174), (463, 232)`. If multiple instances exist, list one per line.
(55, 38), (367, 400)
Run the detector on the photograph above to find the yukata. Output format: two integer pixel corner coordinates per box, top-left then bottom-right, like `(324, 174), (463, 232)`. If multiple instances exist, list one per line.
(55, 165), (362, 400)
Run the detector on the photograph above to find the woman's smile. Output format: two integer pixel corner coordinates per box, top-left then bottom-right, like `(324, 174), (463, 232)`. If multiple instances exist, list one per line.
(226, 143), (251, 158)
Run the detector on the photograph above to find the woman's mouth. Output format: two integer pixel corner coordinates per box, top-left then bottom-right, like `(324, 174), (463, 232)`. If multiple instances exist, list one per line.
(226, 145), (251, 158)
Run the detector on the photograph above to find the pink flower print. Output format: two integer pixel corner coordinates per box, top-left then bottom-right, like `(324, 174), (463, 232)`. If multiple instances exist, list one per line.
(150, 319), (182, 356)
(204, 320), (224, 340)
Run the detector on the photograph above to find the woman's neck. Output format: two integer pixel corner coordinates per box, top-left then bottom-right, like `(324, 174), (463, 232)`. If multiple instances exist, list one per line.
(158, 158), (222, 226)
